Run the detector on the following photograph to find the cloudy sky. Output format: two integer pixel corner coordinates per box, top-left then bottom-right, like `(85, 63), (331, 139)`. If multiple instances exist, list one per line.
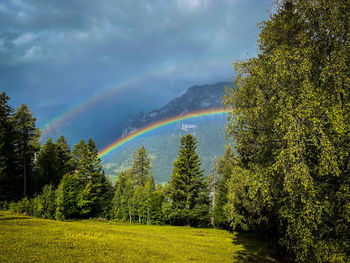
(1, 0), (274, 149)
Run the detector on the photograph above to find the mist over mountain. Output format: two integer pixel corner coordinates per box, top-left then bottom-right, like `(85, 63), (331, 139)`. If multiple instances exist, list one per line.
(102, 82), (231, 183)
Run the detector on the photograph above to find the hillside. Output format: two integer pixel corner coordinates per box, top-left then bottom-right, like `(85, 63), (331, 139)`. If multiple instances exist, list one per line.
(102, 82), (230, 183)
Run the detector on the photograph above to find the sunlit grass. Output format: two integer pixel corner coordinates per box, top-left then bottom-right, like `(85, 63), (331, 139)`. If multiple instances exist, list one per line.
(0, 211), (245, 263)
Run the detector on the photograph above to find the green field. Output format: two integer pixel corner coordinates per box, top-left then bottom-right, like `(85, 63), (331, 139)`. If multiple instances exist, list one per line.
(0, 211), (279, 262)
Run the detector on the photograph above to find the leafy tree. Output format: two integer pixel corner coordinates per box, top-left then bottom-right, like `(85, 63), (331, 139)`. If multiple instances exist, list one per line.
(113, 170), (134, 221)
(212, 145), (235, 229)
(112, 146), (154, 223)
(167, 134), (209, 227)
(224, 0), (350, 261)
(32, 184), (56, 219)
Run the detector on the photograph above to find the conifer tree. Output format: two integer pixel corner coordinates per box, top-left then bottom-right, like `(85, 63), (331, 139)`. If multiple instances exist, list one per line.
(167, 134), (209, 227)
(55, 136), (75, 175)
(12, 104), (40, 198)
(57, 138), (113, 218)
(0, 92), (17, 201)
(130, 145), (151, 187)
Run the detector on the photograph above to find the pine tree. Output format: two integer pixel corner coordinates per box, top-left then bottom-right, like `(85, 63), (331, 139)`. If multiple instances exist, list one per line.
(130, 145), (151, 187)
(55, 136), (75, 175)
(58, 138), (113, 218)
(12, 104), (40, 198)
(167, 134), (209, 227)
(0, 92), (17, 201)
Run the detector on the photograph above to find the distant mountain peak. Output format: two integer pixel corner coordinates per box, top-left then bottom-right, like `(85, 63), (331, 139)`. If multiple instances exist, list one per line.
(122, 81), (230, 136)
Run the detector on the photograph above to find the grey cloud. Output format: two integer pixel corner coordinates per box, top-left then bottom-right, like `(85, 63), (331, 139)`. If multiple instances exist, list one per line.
(1, 0), (275, 147)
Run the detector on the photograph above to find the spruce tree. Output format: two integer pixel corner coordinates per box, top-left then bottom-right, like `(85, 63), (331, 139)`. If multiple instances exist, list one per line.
(0, 92), (17, 201)
(130, 145), (151, 187)
(168, 134), (209, 227)
(12, 104), (40, 198)
(36, 138), (61, 189)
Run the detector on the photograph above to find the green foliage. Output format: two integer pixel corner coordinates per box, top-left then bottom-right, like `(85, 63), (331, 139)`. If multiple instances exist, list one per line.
(55, 174), (82, 220)
(166, 134), (210, 227)
(224, 0), (350, 261)
(12, 104), (41, 198)
(0, 93), (17, 201)
(212, 146), (235, 229)
(35, 137), (74, 192)
(130, 145), (152, 187)
(0, 94), (40, 200)
(71, 138), (114, 218)
(112, 146), (160, 224)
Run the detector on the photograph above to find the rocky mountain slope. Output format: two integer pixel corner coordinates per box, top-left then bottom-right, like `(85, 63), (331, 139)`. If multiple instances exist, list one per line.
(122, 82), (228, 136)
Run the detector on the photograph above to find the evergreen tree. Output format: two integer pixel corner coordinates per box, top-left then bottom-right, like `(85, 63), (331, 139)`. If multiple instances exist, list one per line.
(12, 104), (40, 198)
(167, 134), (209, 227)
(0, 93), (17, 201)
(71, 139), (86, 170)
(55, 174), (82, 220)
(75, 138), (102, 180)
(130, 145), (151, 187)
(56, 138), (113, 219)
(55, 136), (75, 175)
(36, 138), (72, 190)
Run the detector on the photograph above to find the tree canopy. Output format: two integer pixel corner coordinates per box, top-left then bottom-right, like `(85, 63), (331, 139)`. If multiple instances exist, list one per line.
(224, 0), (350, 261)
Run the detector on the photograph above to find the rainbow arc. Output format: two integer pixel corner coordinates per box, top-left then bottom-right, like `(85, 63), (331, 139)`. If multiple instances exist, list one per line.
(98, 108), (228, 158)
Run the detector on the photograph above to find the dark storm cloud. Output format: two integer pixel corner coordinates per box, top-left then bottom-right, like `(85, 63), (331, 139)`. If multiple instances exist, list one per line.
(0, 0), (275, 147)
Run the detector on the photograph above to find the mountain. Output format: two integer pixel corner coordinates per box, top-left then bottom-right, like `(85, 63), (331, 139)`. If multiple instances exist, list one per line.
(122, 81), (228, 136)
(102, 81), (231, 184)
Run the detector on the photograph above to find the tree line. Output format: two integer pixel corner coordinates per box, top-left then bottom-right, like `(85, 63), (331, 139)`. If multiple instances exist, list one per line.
(0, 97), (229, 227)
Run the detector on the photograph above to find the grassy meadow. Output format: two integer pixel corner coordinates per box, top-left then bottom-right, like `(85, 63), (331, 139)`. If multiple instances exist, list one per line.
(0, 211), (279, 262)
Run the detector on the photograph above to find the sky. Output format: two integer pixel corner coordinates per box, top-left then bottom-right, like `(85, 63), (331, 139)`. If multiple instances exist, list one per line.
(1, 0), (275, 149)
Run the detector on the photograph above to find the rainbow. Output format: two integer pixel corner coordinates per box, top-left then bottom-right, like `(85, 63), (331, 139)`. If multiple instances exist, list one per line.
(40, 56), (230, 141)
(98, 108), (229, 158)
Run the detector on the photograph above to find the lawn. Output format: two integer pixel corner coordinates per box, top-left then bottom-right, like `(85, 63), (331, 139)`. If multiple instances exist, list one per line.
(0, 211), (280, 262)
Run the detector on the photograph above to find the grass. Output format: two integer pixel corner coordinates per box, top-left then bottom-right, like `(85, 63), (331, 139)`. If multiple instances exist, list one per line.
(0, 211), (281, 262)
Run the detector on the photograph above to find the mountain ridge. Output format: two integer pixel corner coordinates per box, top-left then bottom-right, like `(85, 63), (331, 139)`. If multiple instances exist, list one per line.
(122, 81), (229, 136)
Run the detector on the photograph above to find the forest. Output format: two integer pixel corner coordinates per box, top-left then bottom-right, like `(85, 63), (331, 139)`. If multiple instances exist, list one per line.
(1, 0), (349, 262)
